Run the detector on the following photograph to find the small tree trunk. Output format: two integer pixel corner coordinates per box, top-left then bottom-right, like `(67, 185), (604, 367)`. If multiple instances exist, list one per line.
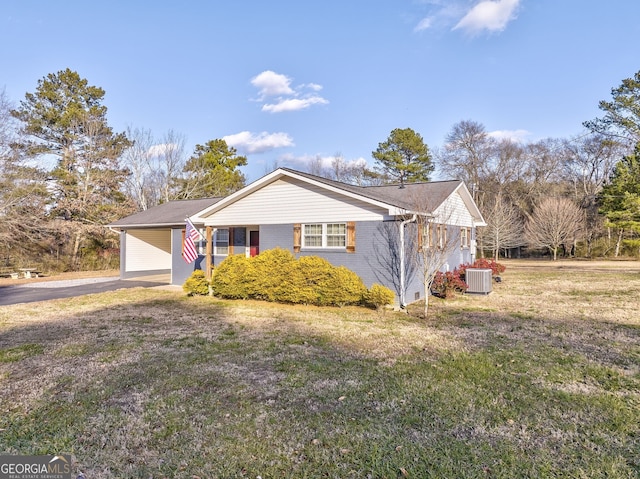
(614, 229), (624, 257)
(423, 278), (431, 317)
(72, 231), (83, 270)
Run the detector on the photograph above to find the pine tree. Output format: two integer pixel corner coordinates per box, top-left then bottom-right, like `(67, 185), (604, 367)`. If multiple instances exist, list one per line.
(372, 128), (433, 186)
(599, 143), (640, 256)
(177, 139), (247, 198)
(11, 69), (133, 268)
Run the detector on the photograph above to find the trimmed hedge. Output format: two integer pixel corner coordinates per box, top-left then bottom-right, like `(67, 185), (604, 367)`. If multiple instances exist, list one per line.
(364, 283), (396, 310)
(210, 254), (253, 299)
(183, 270), (210, 296)
(210, 248), (375, 307)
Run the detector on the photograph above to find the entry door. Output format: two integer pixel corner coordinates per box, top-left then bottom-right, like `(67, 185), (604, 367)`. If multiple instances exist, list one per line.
(249, 230), (259, 257)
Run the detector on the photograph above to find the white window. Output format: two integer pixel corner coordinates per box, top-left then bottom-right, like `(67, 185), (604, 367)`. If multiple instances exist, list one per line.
(303, 223), (346, 248)
(326, 223), (346, 247)
(460, 227), (469, 248)
(436, 224), (447, 249)
(421, 223), (433, 249)
(214, 229), (229, 255)
(197, 228), (207, 254)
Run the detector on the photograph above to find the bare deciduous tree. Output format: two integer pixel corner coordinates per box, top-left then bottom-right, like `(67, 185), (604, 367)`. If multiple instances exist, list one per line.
(438, 120), (494, 202)
(123, 126), (155, 211)
(404, 188), (465, 317)
(370, 221), (417, 305)
(483, 193), (525, 261)
(122, 128), (187, 210)
(0, 88), (49, 265)
(525, 197), (584, 260)
(415, 211), (462, 317)
(157, 129), (187, 203)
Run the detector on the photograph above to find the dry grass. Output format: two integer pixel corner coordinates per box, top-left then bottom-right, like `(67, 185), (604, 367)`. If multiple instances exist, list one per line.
(0, 260), (638, 478)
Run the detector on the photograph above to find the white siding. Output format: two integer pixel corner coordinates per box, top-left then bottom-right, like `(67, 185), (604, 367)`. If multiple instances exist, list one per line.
(433, 192), (474, 227)
(125, 229), (171, 272)
(204, 177), (388, 225)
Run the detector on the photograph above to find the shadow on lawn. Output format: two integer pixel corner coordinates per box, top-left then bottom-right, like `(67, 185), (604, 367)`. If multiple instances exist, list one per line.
(0, 290), (638, 478)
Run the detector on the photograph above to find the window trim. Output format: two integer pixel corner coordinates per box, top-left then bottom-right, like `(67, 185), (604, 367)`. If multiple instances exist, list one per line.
(436, 224), (447, 249)
(302, 223), (347, 249)
(460, 227), (469, 249)
(214, 228), (229, 256)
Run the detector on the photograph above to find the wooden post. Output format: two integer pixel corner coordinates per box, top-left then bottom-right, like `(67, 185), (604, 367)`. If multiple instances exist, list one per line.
(206, 226), (213, 280)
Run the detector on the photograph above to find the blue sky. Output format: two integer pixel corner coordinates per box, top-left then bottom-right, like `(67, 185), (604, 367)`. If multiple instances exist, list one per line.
(2, 0), (639, 182)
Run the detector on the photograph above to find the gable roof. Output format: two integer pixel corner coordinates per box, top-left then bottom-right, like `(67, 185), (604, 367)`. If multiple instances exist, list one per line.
(281, 168), (459, 210)
(109, 168), (486, 229)
(108, 197), (222, 229)
(194, 167), (485, 225)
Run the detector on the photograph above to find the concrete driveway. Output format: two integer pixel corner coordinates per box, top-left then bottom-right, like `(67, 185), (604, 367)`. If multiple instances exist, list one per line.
(0, 276), (172, 306)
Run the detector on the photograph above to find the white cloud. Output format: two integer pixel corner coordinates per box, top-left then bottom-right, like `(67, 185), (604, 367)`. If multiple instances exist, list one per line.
(223, 131), (294, 154)
(250, 70), (294, 98)
(278, 153), (368, 170)
(412, 1), (467, 33)
(414, 17), (433, 32)
(146, 143), (176, 157)
(306, 83), (323, 91)
(453, 0), (520, 35)
(487, 129), (530, 142)
(262, 96), (329, 113)
(250, 70), (329, 113)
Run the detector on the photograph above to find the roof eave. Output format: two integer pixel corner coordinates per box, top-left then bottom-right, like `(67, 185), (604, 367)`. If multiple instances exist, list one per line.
(107, 221), (205, 230)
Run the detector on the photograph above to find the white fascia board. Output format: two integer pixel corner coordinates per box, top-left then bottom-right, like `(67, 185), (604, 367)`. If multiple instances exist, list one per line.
(454, 182), (487, 225)
(107, 222), (198, 230)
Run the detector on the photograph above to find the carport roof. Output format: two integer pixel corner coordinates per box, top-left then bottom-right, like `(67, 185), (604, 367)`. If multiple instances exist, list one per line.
(108, 197), (221, 229)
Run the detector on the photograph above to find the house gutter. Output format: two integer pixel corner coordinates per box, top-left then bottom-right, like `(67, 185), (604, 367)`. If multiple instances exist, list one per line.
(399, 214), (417, 309)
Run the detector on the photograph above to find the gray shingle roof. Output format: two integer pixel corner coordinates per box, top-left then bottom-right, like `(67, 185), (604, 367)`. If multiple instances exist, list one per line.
(279, 167), (461, 213)
(109, 168), (469, 229)
(108, 197), (222, 229)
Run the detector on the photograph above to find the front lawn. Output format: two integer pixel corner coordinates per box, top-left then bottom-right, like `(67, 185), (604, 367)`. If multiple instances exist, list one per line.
(0, 260), (638, 478)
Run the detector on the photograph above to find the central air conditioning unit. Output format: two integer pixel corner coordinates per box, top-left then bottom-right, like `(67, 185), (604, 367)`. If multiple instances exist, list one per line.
(466, 268), (492, 294)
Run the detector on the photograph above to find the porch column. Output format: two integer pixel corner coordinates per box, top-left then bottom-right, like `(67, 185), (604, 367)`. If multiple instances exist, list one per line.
(206, 226), (213, 280)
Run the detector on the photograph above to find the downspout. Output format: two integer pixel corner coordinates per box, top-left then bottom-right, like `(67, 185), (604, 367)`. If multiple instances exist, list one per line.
(399, 214), (417, 309)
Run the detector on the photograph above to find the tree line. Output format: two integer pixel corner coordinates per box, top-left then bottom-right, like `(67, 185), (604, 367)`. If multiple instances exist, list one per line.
(1, 68), (639, 271)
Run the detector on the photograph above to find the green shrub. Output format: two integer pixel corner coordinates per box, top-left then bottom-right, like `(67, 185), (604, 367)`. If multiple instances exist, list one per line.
(622, 239), (640, 258)
(364, 283), (395, 309)
(183, 269), (210, 296)
(211, 254), (253, 299)
(245, 248), (297, 301)
(320, 265), (367, 306)
(210, 248), (368, 307)
(295, 257), (367, 306)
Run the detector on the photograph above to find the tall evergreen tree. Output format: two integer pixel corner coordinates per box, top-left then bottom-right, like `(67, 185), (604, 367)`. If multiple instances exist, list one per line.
(177, 139), (247, 198)
(599, 142), (640, 256)
(584, 70), (640, 146)
(11, 69), (133, 268)
(372, 128), (433, 186)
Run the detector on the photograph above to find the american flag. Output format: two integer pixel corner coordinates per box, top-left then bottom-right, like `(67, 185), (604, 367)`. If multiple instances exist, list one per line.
(183, 218), (203, 264)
